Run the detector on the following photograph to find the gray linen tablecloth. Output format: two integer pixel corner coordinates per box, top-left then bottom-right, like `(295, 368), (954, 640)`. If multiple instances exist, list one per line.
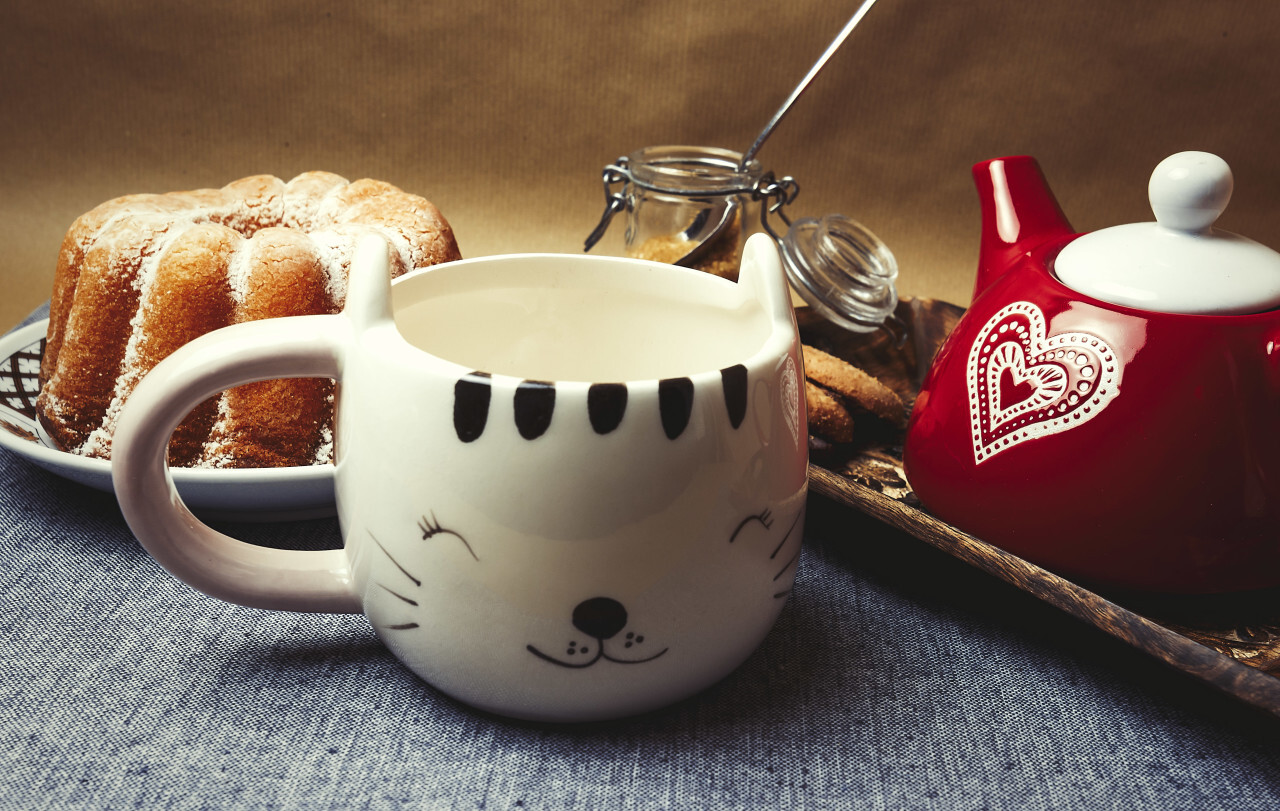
(2, 306), (1278, 810)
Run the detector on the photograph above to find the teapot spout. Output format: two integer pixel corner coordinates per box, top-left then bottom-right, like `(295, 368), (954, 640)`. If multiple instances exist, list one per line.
(972, 157), (1074, 300)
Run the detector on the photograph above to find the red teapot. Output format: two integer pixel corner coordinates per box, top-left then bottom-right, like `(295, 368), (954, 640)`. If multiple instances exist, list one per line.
(903, 152), (1280, 593)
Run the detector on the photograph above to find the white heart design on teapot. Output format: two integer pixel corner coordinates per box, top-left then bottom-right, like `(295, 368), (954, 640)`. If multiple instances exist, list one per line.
(966, 301), (1121, 463)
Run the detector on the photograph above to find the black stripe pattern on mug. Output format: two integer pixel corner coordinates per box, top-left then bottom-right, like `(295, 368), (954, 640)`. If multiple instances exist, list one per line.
(514, 380), (556, 440)
(588, 383), (627, 434)
(453, 372), (492, 443)
(452, 366), (750, 442)
(720, 364), (748, 430)
(657, 378), (694, 440)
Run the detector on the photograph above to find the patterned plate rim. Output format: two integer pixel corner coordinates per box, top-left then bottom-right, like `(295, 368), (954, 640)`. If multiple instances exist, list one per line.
(0, 319), (335, 488)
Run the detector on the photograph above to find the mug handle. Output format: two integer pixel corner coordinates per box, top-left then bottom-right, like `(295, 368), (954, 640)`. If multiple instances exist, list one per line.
(112, 311), (362, 614)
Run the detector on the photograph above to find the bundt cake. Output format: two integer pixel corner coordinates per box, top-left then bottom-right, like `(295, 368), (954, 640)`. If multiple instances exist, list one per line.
(37, 172), (461, 468)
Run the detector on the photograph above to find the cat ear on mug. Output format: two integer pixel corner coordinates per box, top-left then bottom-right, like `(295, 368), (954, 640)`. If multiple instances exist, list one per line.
(345, 235), (395, 329)
(736, 234), (794, 329)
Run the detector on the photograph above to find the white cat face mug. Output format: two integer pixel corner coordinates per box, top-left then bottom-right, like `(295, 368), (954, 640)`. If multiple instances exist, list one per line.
(112, 233), (809, 722)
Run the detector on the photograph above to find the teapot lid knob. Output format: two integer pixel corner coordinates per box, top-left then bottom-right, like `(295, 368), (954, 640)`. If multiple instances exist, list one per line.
(1054, 151), (1280, 315)
(1148, 151), (1232, 234)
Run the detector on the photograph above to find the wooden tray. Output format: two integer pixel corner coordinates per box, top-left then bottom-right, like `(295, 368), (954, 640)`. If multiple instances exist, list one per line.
(799, 300), (1280, 718)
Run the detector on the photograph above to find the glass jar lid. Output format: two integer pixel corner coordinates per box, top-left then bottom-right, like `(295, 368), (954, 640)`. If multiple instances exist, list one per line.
(781, 214), (898, 333)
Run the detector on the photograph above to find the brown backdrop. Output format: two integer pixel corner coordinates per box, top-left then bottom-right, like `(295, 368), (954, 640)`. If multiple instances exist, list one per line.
(4, 0), (1279, 330)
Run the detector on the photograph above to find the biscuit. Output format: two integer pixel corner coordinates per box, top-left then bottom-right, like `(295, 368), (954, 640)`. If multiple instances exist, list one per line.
(804, 380), (855, 444)
(802, 344), (905, 427)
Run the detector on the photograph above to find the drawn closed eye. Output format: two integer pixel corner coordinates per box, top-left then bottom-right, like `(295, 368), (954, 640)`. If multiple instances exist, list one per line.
(418, 512), (478, 560)
(728, 508), (774, 544)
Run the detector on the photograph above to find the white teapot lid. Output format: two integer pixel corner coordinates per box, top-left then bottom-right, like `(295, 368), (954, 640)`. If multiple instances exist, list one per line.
(1054, 151), (1280, 315)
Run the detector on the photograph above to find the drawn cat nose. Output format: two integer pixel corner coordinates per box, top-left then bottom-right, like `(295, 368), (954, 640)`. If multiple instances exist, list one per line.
(572, 597), (628, 640)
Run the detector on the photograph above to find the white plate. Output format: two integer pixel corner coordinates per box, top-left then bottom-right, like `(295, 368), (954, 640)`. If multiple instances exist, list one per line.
(0, 319), (336, 522)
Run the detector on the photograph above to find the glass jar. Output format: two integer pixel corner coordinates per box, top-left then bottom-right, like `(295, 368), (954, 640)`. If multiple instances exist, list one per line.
(586, 144), (899, 334)
(585, 145), (764, 281)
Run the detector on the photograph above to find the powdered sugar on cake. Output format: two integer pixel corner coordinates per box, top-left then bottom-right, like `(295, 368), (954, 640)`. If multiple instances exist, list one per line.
(35, 171), (461, 469)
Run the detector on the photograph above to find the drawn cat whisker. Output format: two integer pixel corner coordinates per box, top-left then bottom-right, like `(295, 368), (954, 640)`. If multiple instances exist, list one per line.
(770, 512), (803, 560)
(773, 545), (802, 582)
(378, 583), (419, 606)
(369, 530), (421, 587)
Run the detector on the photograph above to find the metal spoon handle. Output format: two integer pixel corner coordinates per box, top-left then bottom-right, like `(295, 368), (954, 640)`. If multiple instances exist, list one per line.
(739, 0), (881, 168)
